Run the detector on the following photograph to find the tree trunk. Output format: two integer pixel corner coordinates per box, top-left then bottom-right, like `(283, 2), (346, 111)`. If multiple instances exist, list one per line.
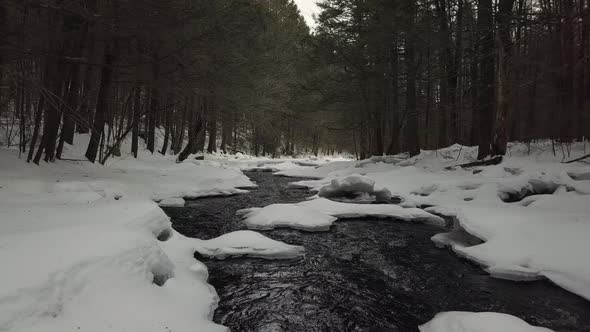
(476, 0), (495, 159)
(491, 0), (515, 156)
(147, 54), (159, 153)
(560, 0), (576, 141)
(27, 95), (44, 162)
(85, 44), (114, 163)
(207, 103), (217, 153)
(405, 19), (420, 157)
(131, 86), (140, 158)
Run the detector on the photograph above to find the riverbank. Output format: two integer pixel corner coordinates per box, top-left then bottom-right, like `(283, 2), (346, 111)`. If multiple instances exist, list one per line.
(164, 171), (590, 332)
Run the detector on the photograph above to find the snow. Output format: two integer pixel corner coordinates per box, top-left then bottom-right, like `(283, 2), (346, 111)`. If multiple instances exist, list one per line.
(2, 136), (590, 330)
(192, 230), (305, 259)
(318, 173), (392, 202)
(419, 312), (554, 332)
(238, 198), (443, 231)
(274, 142), (590, 301)
(0, 134), (260, 332)
(239, 204), (338, 231)
(244, 161), (310, 172)
(159, 197), (186, 207)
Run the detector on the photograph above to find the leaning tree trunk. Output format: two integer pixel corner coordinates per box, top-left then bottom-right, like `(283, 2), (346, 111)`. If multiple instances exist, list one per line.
(177, 113), (205, 162)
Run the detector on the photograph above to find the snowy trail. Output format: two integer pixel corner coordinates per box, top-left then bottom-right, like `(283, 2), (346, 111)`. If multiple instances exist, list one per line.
(163, 172), (590, 332)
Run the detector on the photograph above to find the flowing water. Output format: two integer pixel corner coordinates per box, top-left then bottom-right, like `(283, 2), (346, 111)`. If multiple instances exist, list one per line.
(163, 172), (590, 332)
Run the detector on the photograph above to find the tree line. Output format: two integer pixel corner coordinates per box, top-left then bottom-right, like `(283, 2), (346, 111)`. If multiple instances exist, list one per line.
(0, 0), (331, 163)
(1, 0), (588, 162)
(314, 0), (589, 159)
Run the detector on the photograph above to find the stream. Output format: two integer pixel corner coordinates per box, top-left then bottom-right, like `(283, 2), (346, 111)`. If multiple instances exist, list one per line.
(163, 171), (590, 332)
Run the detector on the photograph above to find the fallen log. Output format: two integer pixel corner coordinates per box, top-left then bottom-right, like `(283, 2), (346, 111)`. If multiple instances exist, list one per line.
(564, 153), (590, 164)
(445, 155), (503, 170)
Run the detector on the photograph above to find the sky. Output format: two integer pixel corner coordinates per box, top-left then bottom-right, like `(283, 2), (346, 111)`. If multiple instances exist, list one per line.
(293, 0), (321, 29)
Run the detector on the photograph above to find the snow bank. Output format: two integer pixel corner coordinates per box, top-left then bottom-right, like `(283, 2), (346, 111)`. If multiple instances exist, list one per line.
(159, 197), (186, 207)
(427, 203), (590, 300)
(238, 198), (443, 231)
(0, 140), (259, 332)
(193, 230), (305, 259)
(419, 312), (553, 332)
(271, 142), (590, 300)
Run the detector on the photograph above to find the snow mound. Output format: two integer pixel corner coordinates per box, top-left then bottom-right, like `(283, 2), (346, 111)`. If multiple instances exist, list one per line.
(0, 144), (259, 332)
(239, 198), (444, 231)
(427, 204), (590, 300)
(419, 312), (553, 332)
(318, 174), (392, 202)
(238, 204), (337, 231)
(193, 230), (305, 259)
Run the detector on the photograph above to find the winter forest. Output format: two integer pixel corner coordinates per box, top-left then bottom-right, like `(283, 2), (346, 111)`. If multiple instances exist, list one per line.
(1, 0), (590, 331)
(2, 0), (588, 162)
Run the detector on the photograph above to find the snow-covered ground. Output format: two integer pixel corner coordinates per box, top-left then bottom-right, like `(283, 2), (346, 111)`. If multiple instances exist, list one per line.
(419, 311), (553, 332)
(2, 137), (588, 332)
(0, 134), (306, 332)
(275, 142), (590, 302)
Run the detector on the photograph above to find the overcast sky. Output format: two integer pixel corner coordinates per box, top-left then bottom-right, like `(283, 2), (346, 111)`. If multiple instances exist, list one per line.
(293, 0), (320, 29)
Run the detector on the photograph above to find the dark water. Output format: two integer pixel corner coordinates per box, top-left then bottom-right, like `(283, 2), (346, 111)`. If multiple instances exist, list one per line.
(163, 172), (590, 332)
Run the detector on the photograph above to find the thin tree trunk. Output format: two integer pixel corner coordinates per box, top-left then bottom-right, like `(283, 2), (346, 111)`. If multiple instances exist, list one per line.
(27, 95), (44, 162)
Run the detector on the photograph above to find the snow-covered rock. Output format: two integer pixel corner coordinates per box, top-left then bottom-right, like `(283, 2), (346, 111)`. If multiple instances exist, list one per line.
(419, 312), (553, 332)
(193, 230), (305, 259)
(318, 174), (392, 202)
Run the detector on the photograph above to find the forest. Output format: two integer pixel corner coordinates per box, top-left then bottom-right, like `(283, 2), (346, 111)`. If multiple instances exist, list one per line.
(0, 0), (588, 162)
(2, 1), (590, 331)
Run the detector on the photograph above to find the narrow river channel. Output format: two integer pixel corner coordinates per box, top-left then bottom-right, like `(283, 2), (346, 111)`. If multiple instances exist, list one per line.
(162, 172), (590, 332)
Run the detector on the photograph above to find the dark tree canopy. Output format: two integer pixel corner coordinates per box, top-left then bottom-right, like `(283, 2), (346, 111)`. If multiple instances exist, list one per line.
(0, 0), (587, 161)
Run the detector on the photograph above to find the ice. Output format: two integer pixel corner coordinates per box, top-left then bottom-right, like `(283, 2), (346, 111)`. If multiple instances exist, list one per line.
(239, 198), (444, 231)
(419, 311), (554, 332)
(193, 230), (305, 259)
